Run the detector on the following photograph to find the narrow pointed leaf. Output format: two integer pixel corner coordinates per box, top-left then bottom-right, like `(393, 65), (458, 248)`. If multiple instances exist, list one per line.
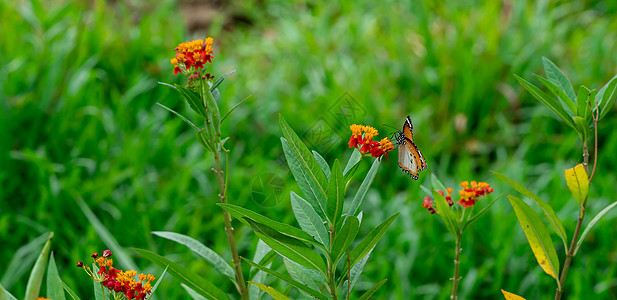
(312, 150), (331, 180)
(501, 289), (526, 300)
(349, 213), (399, 268)
(491, 171), (568, 251)
(343, 148), (362, 176)
(430, 173), (446, 192)
(132, 248), (231, 300)
(249, 240), (273, 300)
(596, 74), (617, 119)
(61, 281), (80, 300)
(282, 138), (328, 219)
(462, 194), (501, 231)
(173, 84), (208, 121)
(508, 195), (560, 282)
(248, 282), (292, 300)
(331, 216), (360, 264)
(279, 115), (328, 197)
(327, 159), (345, 227)
(204, 88), (220, 136)
(217, 203), (321, 247)
(535, 75), (576, 115)
(564, 164), (589, 207)
(156, 102), (200, 132)
(575, 86), (589, 118)
(25, 232), (53, 300)
(542, 57), (576, 102)
(282, 259), (319, 294)
(148, 266), (168, 299)
(347, 159), (380, 217)
(514, 74), (578, 132)
(151, 231), (235, 279)
(1, 232), (48, 289)
(245, 219), (327, 276)
(210, 70), (236, 91)
(358, 279), (387, 300)
(46, 253), (66, 300)
(290, 192), (330, 249)
(341, 249), (372, 291)
(92, 265), (108, 300)
(432, 190), (458, 237)
(180, 284), (207, 300)
(0, 283), (18, 300)
(242, 258), (327, 300)
(575, 201), (617, 255)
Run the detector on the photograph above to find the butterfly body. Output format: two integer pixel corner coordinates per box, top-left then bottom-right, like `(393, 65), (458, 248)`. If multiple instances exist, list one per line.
(395, 116), (427, 180)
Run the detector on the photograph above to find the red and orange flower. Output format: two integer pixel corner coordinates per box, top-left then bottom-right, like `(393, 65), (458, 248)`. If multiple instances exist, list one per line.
(348, 124), (393, 160)
(422, 182), (493, 213)
(171, 37), (214, 76)
(78, 250), (155, 300)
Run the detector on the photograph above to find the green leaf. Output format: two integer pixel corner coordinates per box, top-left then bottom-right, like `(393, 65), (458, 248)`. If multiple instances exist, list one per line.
(180, 284), (207, 300)
(349, 213), (399, 268)
(282, 259), (319, 293)
(507, 195), (560, 283)
(432, 190), (458, 237)
(249, 247), (276, 281)
(430, 173), (446, 192)
(535, 75), (576, 115)
(279, 115), (328, 199)
(25, 232), (53, 300)
(61, 281), (81, 300)
(249, 239), (273, 300)
(1, 232), (48, 290)
(156, 102), (200, 132)
(245, 219), (327, 276)
(331, 216), (360, 264)
(218, 203), (321, 247)
(358, 279), (387, 300)
(282, 138), (328, 219)
(575, 86), (590, 118)
(542, 57), (576, 102)
(343, 148), (362, 176)
(574, 201), (617, 255)
(501, 289), (527, 300)
(462, 194), (501, 231)
(148, 265), (168, 299)
(564, 164), (589, 207)
(347, 159), (381, 217)
(242, 258), (328, 300)
(597, 74), (617, 120)
(0, 283), (18, 300)
(75, 197), (137, 270)
(132, 248), (231, 300)
(210, 70), (236, 91)
(312, 150), (331, 180)
(491, 171), (568, 251)
(173, 84), (208, 121)
(514, 74), (578, 133)
(341, 249), (372, 292)
(46, 253), (66, 300)
(327, 160), (345, 227)
(290, 192), (330, 249)
(204, 88), (220, 136)
(248, 282), (292, 300)
(151, 231), (235, 279)
(92, 265), (108, 300)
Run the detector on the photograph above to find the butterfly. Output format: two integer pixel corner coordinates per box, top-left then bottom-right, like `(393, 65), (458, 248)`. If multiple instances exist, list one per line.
(394, 116), (427, 180)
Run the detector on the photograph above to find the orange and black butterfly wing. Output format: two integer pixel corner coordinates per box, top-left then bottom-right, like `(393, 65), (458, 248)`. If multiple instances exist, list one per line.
(397, 138), (420, 180)
(403, 115), (414, 141)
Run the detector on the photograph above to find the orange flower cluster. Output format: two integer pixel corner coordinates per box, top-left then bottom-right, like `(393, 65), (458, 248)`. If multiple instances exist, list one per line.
(171, 38), (214, 76)
(422, 188), (454, 214)
(458, 181), (494, 208)
(422, 182), (493, 213)
(348, 124), (394, 160)
(77, 250), (155, 300)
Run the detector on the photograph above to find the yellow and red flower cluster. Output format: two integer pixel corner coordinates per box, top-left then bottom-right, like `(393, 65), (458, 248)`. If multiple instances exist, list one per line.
(77, 250), (155, 300)
(348, 124), (394, 160)
(171, 38), (214, 76)
(458, 181), (494, 208)
(422, 182), (493, 213)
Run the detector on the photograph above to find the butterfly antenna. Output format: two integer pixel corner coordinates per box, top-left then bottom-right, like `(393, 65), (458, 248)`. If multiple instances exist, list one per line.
(382, 123), (399, 131)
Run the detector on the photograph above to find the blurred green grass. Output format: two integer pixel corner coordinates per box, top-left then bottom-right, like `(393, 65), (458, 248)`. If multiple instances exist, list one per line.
(2, 0), (617, 299)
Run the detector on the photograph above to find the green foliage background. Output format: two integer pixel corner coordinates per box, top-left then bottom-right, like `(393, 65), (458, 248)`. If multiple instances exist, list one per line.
(1, 0), (617, 299)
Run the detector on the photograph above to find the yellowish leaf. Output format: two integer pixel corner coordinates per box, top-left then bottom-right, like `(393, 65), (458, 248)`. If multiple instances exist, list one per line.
(249, 282), (292, 300)
(501, 289), (526, 300)
(564, 164), (589, 207)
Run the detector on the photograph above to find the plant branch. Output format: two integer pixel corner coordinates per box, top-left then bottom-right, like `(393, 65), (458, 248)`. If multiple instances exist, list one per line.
(214, 151), (249, 300)
(328, 225), (338, 300)
(589, 101), (599, 183)
(554, 208), (585, 300)
(450, 232), (462, 300)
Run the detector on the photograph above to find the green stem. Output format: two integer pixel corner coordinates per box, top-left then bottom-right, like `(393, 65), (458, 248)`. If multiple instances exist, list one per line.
(328, 225), (338, 300)
(554, 209), (585, 300)
(450, 233), (462, 300)
(214, 152), (249, 300)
